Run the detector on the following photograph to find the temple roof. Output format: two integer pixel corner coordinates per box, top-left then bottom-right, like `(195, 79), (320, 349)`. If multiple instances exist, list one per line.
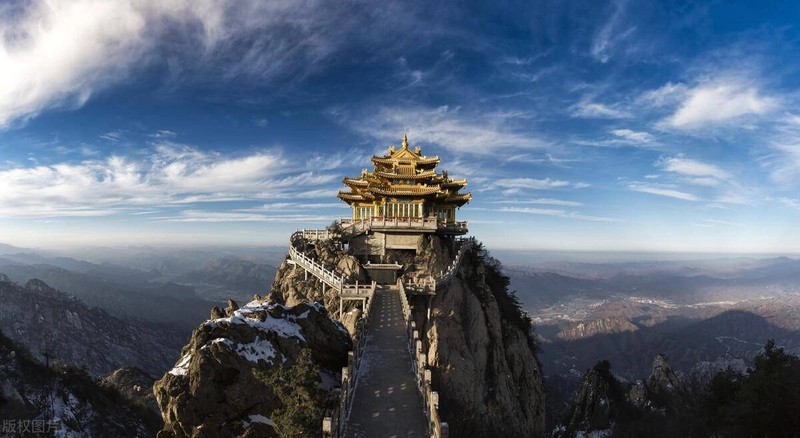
(338, 134), (472, 207)
(370, 134), (440, 167)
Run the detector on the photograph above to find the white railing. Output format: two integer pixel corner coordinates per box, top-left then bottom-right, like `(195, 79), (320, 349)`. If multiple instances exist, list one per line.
(323, 286), (377, 438)
(407, 317), (449, 437)
(288, 244), (346, 292)
(340, 281), (377, 297)
(298, 228), (335, 241)
(397, 278), (412, 321)
(340, 217), (468, 235)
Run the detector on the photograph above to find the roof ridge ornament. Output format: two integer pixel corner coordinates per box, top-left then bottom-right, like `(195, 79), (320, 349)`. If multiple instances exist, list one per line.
(401, 133), (409, 150)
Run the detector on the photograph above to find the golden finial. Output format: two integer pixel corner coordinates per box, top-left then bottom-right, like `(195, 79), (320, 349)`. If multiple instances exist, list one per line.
(401, 133), (409, 149)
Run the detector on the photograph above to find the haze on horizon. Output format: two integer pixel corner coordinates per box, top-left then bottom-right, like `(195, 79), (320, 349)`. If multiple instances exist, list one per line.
(2, 0), (800, 254)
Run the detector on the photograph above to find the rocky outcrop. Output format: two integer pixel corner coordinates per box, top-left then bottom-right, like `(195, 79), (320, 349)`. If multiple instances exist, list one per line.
(269, 238), (364, 311)
(0, 276), (180, 377)
(422, 238), (546, 437)
(100, 366), (158, 414)
(153, 299), (351, 438)
(627, 354), (685, 411)
(564, 366), (618, 436)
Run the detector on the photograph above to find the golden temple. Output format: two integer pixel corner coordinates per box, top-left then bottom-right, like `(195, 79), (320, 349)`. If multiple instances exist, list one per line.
(337, 134), (472, 224)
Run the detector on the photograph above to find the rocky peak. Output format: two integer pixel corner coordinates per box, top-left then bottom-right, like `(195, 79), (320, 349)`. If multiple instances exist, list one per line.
(564, 365), (618, 435)
(153, 298), (351, 437)
(649, 354), (682, 394)
(0, 273), (11, 283)
(24, 278), (56, 294)
(627, 354), (685, 412)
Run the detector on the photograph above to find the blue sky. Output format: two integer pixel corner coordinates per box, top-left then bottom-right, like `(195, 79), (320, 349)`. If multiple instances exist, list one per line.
(1, 0), (800, 252)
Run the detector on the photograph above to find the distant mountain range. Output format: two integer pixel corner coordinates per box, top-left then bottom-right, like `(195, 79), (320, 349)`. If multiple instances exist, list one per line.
(504, 256), (800, 386)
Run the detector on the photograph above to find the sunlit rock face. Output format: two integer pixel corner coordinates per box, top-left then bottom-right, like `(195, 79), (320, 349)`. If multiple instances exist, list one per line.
(153, 299), (351, 438)
(420, 236), (547, 437)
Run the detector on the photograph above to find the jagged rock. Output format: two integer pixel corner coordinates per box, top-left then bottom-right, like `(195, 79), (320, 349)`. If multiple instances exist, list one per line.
(423, 237), (545, 437)
(625, 354), (685, 413)
(627, 379), (649, 408)
(226, 298), (240, 316)
(153, 299), (351, 438)
(566, 368), (617, 434)
(210, 306), (224, 319)
(0, 273), (11, 283)
(253, 293), (262, 301)
(649, 354), (682, 394)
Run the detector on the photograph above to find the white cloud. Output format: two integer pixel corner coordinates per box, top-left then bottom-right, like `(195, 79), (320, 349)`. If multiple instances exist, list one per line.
(0, 145), (342, 218)
(628, 183), (700, 201)
(492, 198), (584, 207)
(345, 105), (545, 154)
(657, 156), (731, 184)
(665, 79), (778, 129)
(570, 100), (630, 119)
(499, 207), (619, 222)
(610, 129), (654, 143)
(780, 197), (800, 210)
(764, 115), (800, 185)
(590, 0), (637, 63)
(637, 82), (688, 108)
(155, 210), (331, 223)
(0, 0), (417, 128)
(494, 178), (571, 190)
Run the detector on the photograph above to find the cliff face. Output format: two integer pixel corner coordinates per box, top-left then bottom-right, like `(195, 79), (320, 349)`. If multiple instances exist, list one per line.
(153, 299), (351, 438)
(421, 238), (546, 437)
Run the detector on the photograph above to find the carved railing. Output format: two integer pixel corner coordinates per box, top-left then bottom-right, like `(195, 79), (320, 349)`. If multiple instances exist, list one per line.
(398, 279), (449, 438)
(407, 319), (449, 437)
(288, 244), (346, 292)
(297, 228), (335, 241)
(323, 287), (377, 438)
(340, 217), (468, 235)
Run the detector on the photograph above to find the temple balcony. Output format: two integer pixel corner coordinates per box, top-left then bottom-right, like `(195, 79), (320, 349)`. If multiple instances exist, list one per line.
(340, 217), (468, 235)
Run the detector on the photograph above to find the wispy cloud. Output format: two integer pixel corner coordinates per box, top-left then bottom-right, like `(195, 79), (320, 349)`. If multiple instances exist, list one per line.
(627, 182), (700, 201)
(498, 207), (620, 222)
(764, 115), (800, 185)
(662, 79), (778, 129)
(570, 100), (630, 119)
(344, 105), (545, 154)
(155, 210), (331, 223)
(494, 178), (572, 190)
(492, 198), (584, 207)
(611, 129), (654, 144)
(0, 144), (343, 218)
(0, 0), (436, 128)
(590, 0), (637, 63)
(657, 156), (731, 185)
